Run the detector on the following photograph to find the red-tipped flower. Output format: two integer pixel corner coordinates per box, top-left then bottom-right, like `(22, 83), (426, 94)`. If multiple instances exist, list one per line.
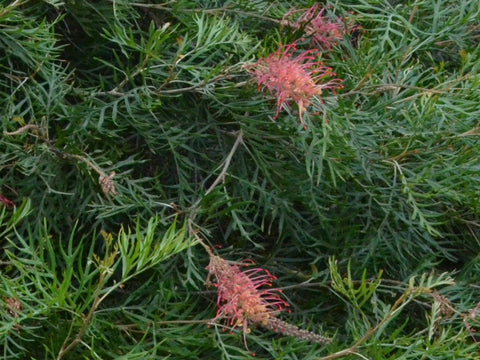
(0, 194), (15, 208)
(247, 43), (343, 128)
(282, 5), (355, 50)
(206, 252), (332, 345)
(206, 254), (289, 332)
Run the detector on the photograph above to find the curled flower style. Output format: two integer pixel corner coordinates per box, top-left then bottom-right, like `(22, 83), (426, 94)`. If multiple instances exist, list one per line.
(206, 252), (332, 345)
(282, 4), (357, 50)
(206, 253), (289, 332)
(0, 194), (15, 208)
(247, 43), (343, 128)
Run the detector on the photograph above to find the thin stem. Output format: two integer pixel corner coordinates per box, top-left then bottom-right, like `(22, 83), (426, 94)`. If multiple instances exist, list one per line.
(0, 0), (30, 18)
(57, 272), (108, 360)
(115, 1), (281, 23)
(63, 153), (107, 178)
(199, 129), (244, 203)
(107, 53), (151, 96)
(117, 318), (213, 333)
(187, 129), (244, 249)
(3, 124), (42, 136)
(4, 124), (115, 193)
(4, 124), (107, 176)
(90, 69), (249, 98)
(317, 287), (429, 360)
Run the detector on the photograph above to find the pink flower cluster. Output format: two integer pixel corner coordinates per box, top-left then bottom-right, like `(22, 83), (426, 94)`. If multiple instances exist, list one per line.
(247, 43), (343, 128)
(0, 194), (14, 208)
(205, 252), (332, 345)
(206, 253), (289, 332)
(282, 4), (356, 50)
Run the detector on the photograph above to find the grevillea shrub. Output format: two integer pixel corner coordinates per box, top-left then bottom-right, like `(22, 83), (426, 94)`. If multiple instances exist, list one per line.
(1, 1), (480, 359)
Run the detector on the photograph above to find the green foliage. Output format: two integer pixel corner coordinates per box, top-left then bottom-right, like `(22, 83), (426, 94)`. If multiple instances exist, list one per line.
(329, 257), (383, 310)
(1, 0), (480, 358)
(1, 202), (196, 359)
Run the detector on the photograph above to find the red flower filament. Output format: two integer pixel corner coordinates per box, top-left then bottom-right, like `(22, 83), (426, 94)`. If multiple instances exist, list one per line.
(248, 43), (343, 128)
(282, 5), (354, 50)
(206, 254), (289, 333)
(206, 252), (332, 345)
(0, 194), (15, 208)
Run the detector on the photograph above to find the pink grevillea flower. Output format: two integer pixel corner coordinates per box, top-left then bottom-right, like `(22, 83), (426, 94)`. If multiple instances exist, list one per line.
(0, 194), (14, 208)
(206, 253), (289, 332)
(282, 5), (355, 50)
(247, 43), (343, 128)
(206, 252), (332, 345)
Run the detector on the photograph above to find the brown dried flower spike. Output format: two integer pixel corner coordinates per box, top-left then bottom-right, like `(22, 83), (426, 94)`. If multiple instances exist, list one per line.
(4, 297), (22, 333)
(99, 171), (118, 196)
(5, 297), (22, 318)
(206, 252), (331, 345)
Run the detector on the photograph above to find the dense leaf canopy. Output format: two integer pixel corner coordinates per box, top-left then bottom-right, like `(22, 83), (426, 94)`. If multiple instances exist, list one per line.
(1, 0), (480, 359)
